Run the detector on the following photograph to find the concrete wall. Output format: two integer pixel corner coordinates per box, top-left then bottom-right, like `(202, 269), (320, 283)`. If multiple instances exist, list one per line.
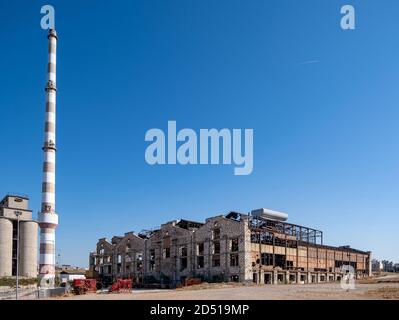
(0, 195), (33, 221)
(113, 232), (145, 282)
(91, 216), (253, 285)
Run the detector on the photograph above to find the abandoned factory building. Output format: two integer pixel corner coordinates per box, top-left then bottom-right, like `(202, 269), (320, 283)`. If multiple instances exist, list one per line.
(89, 208), (372, 286)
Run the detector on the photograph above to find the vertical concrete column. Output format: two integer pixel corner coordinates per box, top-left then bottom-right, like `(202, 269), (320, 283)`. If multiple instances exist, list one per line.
(367, 251), (372, 277)
(273, 271), (278, 284)
(297, 272), (301, 284)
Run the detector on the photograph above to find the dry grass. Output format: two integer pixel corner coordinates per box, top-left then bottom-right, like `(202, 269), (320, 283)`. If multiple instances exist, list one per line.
(0, 277), (38, 288)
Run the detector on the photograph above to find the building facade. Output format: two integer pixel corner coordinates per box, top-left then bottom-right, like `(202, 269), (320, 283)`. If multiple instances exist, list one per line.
(89, 209), (372, 286)
(0, 195), (38, 278)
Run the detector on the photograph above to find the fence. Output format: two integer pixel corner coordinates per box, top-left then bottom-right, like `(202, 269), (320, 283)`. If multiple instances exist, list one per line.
(0, 287), (66, 300)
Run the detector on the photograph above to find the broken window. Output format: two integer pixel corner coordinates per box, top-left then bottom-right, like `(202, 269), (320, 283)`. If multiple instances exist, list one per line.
(136, 262), (143, 272)
(149, 249), (156, 271)
(197, 243), (204, 255)
(213, 242), (220, 254)
(212, 256), (220, 267)
(197, 256), (204, 269)
(231, 238), (239, 252)
(261, 253), (273, 266)
(213, 228), (220, 240)
(136, 252), (143, 261)
(230, 253), (239, 267)
(181, 246), (188, 257)
(163, 247), (170, 259)
(117, 254), (122, 264)
(274, 254), (286, 269)
(180, 257), (188, 271)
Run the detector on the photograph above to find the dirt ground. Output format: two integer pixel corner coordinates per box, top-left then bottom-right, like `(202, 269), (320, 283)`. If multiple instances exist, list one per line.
(56, 274), (399, 300)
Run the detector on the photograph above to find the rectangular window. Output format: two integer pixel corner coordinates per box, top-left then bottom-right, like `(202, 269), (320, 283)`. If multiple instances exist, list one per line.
(197, 243), (204, 255)
(197, 256), (204, 269)
(230, 253), (239, 267)
(231, 238), (239, 252)
(149, 249), (156, 271)
(213, 242), (220, 254)
(213, 228), (220, 240)
(136, 252), (143, 261)
(180, 257), (188, 271)
(261, 253), (273, 266)
(181, 246), (188, 257)
(212, 256), (220, 267)
(163, 247), (170, 258)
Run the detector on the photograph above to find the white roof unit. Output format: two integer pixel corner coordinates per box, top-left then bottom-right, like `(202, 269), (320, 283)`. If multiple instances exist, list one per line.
(251, 208), (288, 221)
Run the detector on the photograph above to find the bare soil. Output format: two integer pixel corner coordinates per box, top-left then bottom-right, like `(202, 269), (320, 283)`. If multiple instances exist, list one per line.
(54, 274), (399, 300)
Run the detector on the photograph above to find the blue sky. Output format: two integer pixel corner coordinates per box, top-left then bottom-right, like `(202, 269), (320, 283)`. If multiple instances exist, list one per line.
(0, 0), (398, 267)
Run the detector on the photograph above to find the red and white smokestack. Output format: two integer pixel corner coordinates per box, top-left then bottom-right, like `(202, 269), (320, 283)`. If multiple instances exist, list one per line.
(38, 29), (59, 286)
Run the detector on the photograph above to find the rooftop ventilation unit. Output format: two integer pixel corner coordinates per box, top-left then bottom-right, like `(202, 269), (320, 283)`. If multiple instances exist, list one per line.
(251, 208), (288, 221)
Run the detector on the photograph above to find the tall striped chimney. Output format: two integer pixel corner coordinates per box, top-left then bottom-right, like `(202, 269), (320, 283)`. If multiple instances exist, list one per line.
(38, 29), (59, 286)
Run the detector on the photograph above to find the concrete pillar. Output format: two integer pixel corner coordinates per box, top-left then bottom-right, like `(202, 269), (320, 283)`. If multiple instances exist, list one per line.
(259, 271), (263, 285)
(285, 271), (289, 284)
(367, 251), (372, 277)
(297, 272), (301, 284)
(307, 272), (311, 283)
(273, 271), (278, 284)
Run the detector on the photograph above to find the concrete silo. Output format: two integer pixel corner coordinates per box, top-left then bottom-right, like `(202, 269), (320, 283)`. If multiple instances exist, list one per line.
(0, 218), (13, 277)
(20, 221), (38, 277)
(0, 195), (38, 278)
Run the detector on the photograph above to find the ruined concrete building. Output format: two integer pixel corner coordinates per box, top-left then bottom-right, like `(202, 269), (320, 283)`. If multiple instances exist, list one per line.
(89, 208), (371, 286)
